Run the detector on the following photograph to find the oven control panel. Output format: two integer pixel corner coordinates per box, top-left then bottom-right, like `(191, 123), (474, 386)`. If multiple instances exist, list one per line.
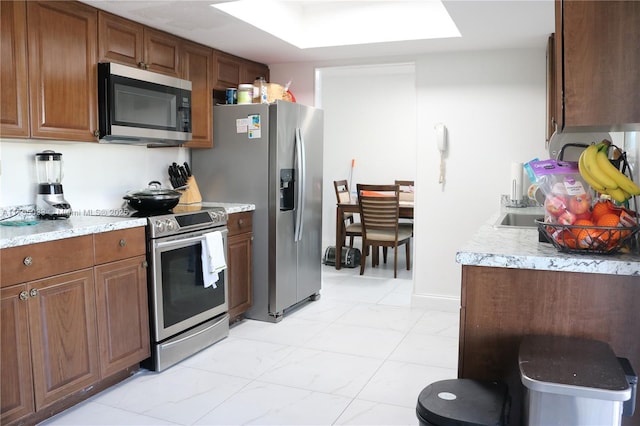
(148, 208), (228, 238)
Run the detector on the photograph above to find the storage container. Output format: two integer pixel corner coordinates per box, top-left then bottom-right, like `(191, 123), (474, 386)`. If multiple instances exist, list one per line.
(519, 335), (633, 426)
(237, 84), (253, 104)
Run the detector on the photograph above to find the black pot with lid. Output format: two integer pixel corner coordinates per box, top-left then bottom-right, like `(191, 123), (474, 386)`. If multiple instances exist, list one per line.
(124, 181), (181, 212)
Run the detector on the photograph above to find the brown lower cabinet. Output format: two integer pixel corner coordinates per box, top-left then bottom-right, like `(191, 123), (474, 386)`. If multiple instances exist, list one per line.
(226, 211), (253, 322)
(459, 265), (640, 426)
(0, 227), (149, 425)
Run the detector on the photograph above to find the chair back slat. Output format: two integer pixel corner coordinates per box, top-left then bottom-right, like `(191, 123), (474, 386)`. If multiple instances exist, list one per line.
(357, 184), (399, 235)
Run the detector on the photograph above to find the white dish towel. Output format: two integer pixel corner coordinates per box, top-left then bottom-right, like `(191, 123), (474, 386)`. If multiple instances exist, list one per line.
(201, 231), (226, 288)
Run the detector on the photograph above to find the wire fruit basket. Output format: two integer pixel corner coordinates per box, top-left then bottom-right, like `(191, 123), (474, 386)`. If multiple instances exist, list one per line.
(537, 220), (640, 254)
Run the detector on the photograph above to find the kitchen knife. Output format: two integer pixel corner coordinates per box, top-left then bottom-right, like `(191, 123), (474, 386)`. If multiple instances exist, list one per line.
(178, 166), (188, 184)
(184, 162), (192, 177)
(168, 166), (178, 188)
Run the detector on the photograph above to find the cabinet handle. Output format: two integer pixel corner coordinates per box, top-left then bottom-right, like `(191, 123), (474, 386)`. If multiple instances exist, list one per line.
(142, 260), (148, 268)
(119, 239), (126, 247)
(19, 291), (29, 301)
(93, 129), (100, 138)
(138, 61), (146, 69)
(23, 256), (33, 266)
(30, 288), (38, 298)
(238, 219), (244, 226)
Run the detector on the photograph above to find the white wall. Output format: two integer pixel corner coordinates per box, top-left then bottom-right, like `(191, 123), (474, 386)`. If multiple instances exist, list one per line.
(414, 49), (547, 308)
(0, 139), (188, 212)
(272, 48), (549, 310)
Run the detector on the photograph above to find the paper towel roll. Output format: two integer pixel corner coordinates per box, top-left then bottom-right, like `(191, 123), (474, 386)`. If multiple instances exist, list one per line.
(510, 162), (523, 201)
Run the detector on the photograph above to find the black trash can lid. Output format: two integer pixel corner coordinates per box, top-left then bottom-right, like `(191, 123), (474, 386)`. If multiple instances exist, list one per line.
(416, 379), (508, 426)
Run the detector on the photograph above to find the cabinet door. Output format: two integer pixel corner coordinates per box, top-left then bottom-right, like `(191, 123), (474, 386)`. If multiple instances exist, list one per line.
(561, 0), (640, 130)
(182, 41), (213, 149)
(28, 269), (99, 410)
(94, 256), (150, 378)
(98, 11), (144, 67)
(26, 1), (97, 141)
(144, 27), (181, 77)
(213, 50), (242, 89)
(545, 34), (556, 142)
(1, 284), (34, 425)
(227, 232), (253, 320)
(241, 61), (270, 86)
(0, 0), (29, 138)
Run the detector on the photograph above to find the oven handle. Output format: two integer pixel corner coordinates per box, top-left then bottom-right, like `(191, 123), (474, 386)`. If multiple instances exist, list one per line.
(154, 234), (206, 249)
(160, 315), (228, 348)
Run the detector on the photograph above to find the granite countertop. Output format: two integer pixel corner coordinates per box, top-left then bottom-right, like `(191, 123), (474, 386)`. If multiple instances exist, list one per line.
(200, 202), (256, 214)
(0, 202), (256, 249)
(0, 216), (147, 249)
(456, 207), (640, 277)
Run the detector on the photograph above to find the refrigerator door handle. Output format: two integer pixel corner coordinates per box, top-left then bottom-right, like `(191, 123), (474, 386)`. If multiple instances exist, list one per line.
(294, 127), (306, 242)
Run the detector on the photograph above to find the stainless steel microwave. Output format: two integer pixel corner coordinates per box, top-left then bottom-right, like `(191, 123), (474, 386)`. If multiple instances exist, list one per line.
(98, 62), (192, 146)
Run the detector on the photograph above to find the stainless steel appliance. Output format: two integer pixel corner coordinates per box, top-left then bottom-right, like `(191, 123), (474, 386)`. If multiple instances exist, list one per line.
(143, 206), (229, 371)
(193, 101), (323, 322)
(35, 150), (71, 219)
(97, 62), (192, 146)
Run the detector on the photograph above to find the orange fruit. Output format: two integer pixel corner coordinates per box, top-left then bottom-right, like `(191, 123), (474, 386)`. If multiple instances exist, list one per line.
(591, 200), (616, 223)
(572, 219), (596, 248)
(554, 229), (578, 249)
(596, 213), (620, 227)
(597, 213), (622, 242)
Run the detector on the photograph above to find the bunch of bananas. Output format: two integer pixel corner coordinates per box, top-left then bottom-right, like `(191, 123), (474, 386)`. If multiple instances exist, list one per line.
(578, 140), (640, 203)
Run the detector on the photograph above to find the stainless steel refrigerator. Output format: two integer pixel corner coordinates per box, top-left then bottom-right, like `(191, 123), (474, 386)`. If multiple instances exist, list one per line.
(192, 101), (323, 322)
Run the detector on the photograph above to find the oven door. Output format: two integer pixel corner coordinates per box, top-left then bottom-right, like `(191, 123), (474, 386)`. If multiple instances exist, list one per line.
(149, 228), (228, 342)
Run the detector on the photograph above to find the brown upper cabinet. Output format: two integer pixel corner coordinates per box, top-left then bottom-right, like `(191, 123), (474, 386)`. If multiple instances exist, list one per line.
(0, 1), (29, 138)
(242, 61), (271, 88)
(182, 41), (214, 148)
(1, 1), (268, 146)
(0, 1), (98, 141)
(98, 12), (182, 77)
(553, 0), (640, 133)
(213, 49), (269, 90)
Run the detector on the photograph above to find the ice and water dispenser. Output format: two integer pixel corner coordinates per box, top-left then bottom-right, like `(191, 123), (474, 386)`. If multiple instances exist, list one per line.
(280, 169), (295, 211)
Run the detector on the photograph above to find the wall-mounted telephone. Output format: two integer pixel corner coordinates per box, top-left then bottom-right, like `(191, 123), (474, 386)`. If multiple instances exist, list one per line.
(435, 123), (448, 185)
(435, 123), (447, 154)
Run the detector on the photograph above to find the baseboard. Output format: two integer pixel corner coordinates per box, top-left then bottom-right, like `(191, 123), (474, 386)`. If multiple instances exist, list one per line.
(411, 293), (460, 312)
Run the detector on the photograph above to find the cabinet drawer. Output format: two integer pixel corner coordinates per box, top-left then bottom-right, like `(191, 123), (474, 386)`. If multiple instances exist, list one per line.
(1, 235), (94, 287)
(94, 227), (146, 265)
(227, 212), (253, 236)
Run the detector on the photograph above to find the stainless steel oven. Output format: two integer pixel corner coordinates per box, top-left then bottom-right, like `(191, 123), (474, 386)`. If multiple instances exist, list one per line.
(143, 207), (229, 371)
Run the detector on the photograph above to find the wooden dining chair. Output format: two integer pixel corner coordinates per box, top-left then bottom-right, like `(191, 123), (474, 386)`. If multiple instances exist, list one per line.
(356, 184), (412, 278)
(333, 179), (362, 247)
(395, 180), (414, 202)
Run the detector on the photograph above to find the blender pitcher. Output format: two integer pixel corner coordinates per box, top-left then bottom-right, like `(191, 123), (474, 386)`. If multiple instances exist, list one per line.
(35, 150), (71, 218)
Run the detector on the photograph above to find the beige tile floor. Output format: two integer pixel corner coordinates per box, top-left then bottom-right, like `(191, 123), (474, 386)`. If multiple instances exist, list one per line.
(40, 255), (459, 425)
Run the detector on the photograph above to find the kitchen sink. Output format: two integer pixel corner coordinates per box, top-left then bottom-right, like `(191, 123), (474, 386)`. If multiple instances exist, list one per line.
(494, 213), (543, 229)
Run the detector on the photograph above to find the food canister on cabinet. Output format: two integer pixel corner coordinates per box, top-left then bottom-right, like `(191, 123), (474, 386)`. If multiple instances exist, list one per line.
(237, 84), (253, 104)
(225, 88), (237, 104)
(253, 77), (268, 104)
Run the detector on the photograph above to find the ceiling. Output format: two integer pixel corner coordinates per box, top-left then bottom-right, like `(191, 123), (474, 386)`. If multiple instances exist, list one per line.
(81, 0), (555, 65)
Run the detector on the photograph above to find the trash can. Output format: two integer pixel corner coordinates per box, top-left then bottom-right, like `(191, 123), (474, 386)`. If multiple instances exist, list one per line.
(416, 379), (509, 426)
(519, 335), (635, 426)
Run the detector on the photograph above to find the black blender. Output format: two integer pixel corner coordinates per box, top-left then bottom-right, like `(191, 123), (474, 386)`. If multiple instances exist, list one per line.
(35, 150), (71, 219)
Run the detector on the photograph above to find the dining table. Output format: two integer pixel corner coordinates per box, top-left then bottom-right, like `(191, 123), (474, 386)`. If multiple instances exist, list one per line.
(334, 200), (414, 270)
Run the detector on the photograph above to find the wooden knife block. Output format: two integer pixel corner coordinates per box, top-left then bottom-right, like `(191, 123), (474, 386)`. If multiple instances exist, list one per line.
(178, 176), (202, 204)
